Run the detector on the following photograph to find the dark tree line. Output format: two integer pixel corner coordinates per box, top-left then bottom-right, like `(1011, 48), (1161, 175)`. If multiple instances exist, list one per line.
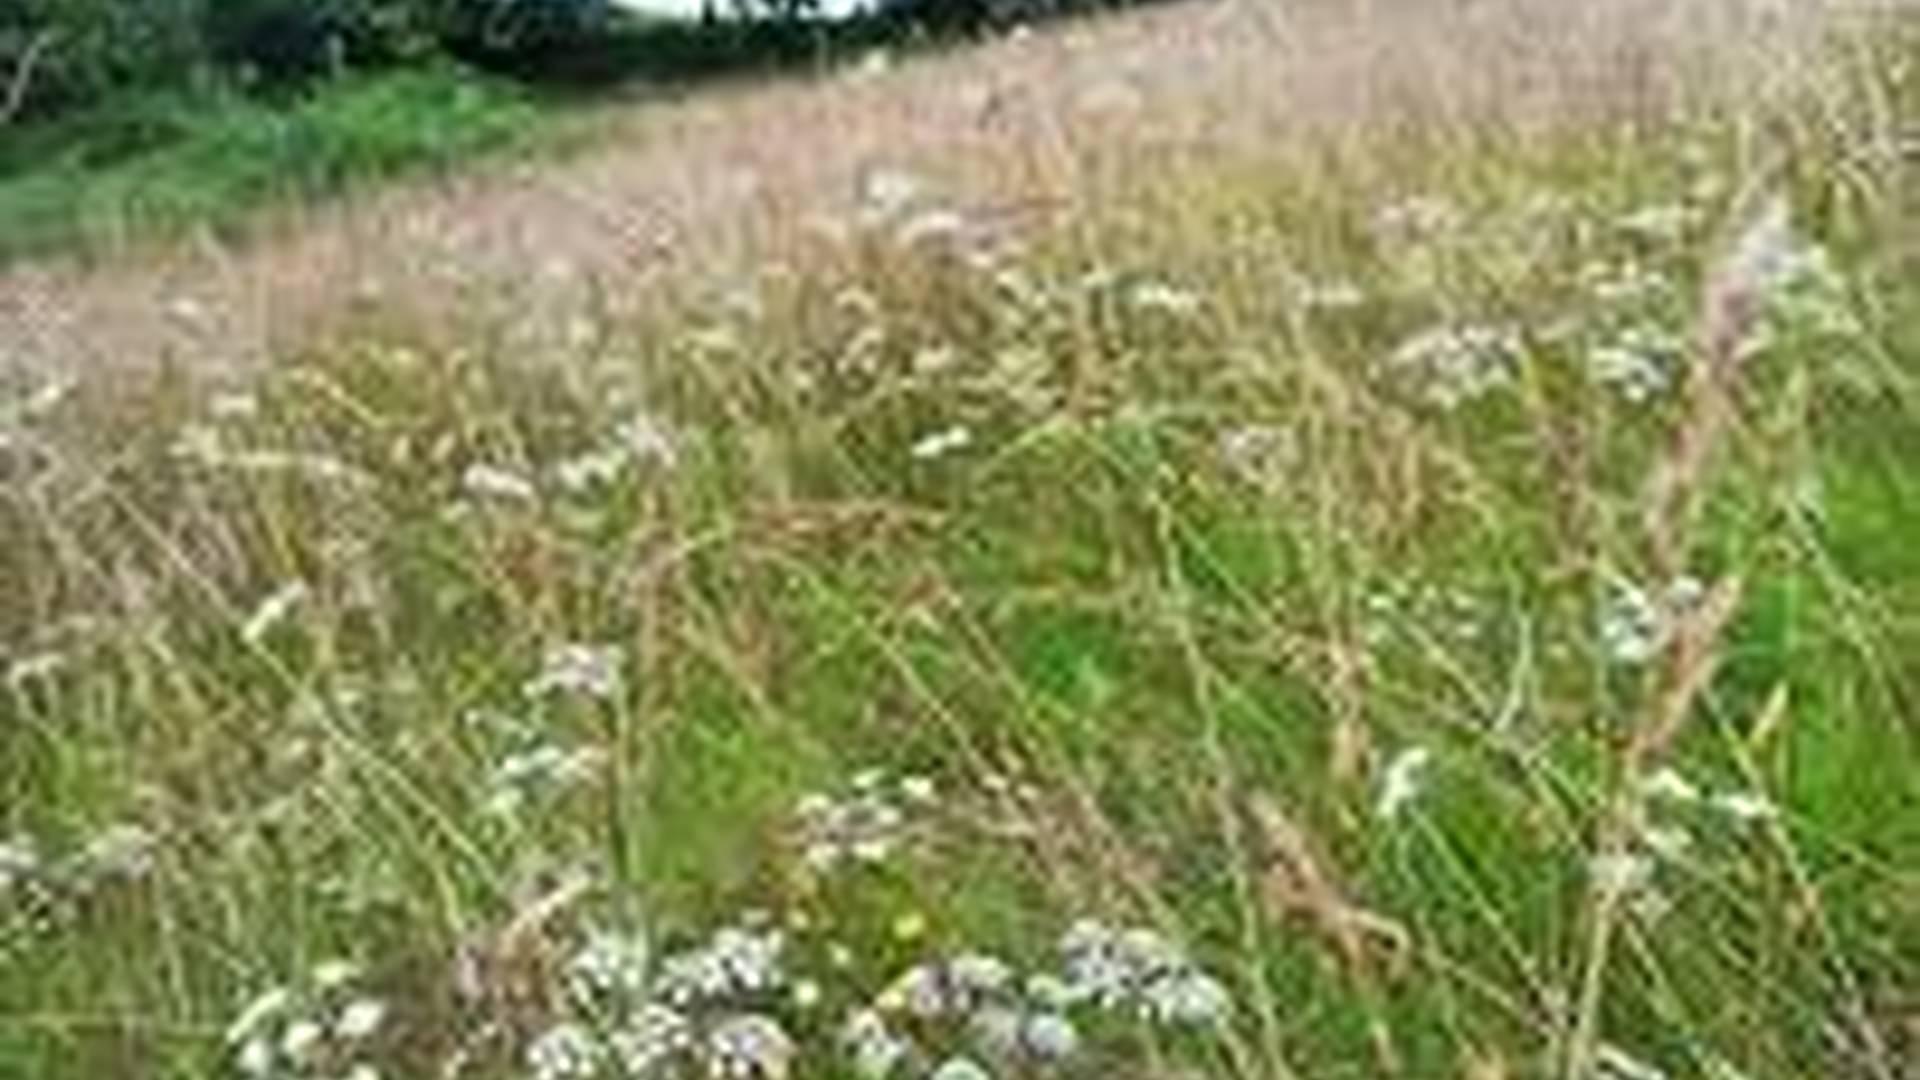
(0, 0), (1158, 127)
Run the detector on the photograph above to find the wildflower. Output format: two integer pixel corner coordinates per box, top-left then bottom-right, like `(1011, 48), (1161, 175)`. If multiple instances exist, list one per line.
(911, 426), (974, 462)
(567, 929), (652, 1003)
(208, 391), (261, 420)
(861, 170), (924, 222)
(1588, 326), (1682, 403)
(1373, 195), (1463, 242)
(462, 463), (538, 503)
(527, 1022), (602, 1080)
(1587, 852), (1653, 900)
(0, 836), (39, 892)
(790, 979), (823, 1011)
(1385, 325), (1521, 409)
(1639, 767), (1702, 803)
(485, 743), (605, 816)
(312, 960), (361, 991)
(335, 998), (386, 1041)
(553, 447), (630, 494)
(281, 1018), (325, 1063)
(841, 1009), (912, 1079)
(236, 1037), (276, 1077)
(898, 209), (971, 249)
(1019, 1011), (1080, 1060)
(241, 581), (309, 646)
(1599, 582), (1662, 666)
(1294, 280), (1367, 310)
(1375, 746), (1433, 822)
(1617, 204), (1697, 243)
(524, 645), (622, 702)
(1711, 791), (1778, 822)
(1642, 826), (1693, 861)
(1128, 282), (1203, 316)
(655, 926), (786, 1006)
(707, 1013), (796, 1079)
(74, 823), (156, 884)
(1141, 971), (1232, 1026)
(929, 1057), (993, 1080)
(609, 1004), (694, 1076)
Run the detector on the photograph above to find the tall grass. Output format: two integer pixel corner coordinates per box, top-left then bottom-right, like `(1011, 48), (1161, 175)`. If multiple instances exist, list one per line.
(1, 3), (1916, 1079)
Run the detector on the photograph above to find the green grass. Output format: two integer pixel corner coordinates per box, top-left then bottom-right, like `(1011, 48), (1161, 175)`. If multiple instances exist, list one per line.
(1, 13), (1917, 1080)
(0, 66), (543, 265)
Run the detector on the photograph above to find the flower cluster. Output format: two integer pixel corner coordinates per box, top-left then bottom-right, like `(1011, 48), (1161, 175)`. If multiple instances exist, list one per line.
(1383, 325), (1522, 410)
(839, 921), (1230, 1080)
(526, 920), (795, 1080)
(1598, 576), (1704, 666)
(792, 770), (938, 873)
(525, 644), (624, 703)
(226, 961), (388, 1080)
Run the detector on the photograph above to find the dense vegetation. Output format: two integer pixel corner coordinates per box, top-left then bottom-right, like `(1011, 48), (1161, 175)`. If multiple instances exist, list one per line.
(0, 0), (1156, 263)
(1, 3), (1915, 1078)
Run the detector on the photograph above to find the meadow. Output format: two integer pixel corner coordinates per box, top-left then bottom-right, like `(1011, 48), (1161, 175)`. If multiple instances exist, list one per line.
(1, 1), (1917, 1078)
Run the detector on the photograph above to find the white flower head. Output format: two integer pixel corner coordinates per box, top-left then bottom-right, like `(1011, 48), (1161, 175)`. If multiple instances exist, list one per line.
(1712, 791), (1779, 822)
(524, 644), (622, 702)
(1375, 746), (1433, 822)
(335, 998), (387, 1041)
(911, 426), (974, 462)
(462, 463), (538, 503)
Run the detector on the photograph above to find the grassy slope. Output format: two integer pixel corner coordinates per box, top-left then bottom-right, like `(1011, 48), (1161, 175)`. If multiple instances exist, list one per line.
(1, 4), (1916, 1080)
(0, 68), (545, 266)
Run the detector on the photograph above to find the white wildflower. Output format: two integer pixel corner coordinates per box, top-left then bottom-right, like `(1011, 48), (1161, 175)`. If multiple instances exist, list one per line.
(312, 960), (361, 991)
(462, 463), (538, 503)
(75, 823), (156, 884)
(898, 209), (971, 249)
(706, 1013), (795, 1079)
(1385, 325), (1521, 409)
(1618, 204), (1697, 243)
(1141, 971), (1232, 1026)
(930, 1057), (993, 1080)
(1711, 791), (1778, 822)
(0, 836), (39, 892)
(1295, 280), (1367, 310)
(281, 1018), (325, 1063)
(1128, 282), (1203, 316)
(527, 1022), (602, 1080)
(1375, 746), (1433, 822)
(911, 426), (973, 462)
(609, 1004), (694, 1076)
(553, 447), (630, 494)
(242, 581), (308, 646)
(567, 929), (651, 1003)
(655, 926), (785, 1006)
(1587, 852), (1653, 899)
(208, 391), (261, 420)
(335, 998), (387, 1041)
(1020, 1011), (1080, 1060)
(235, 1037), (276, 1077)
(841, 1009), (911, 1079)
(1639, 768), (1702, 803)
(524, 645), (622, 702)
(1374, 196), (1462, 242)
(861, 170), (924, 222)
(1599, 582), (1662, 665)
(1588, 325), (1681, 403)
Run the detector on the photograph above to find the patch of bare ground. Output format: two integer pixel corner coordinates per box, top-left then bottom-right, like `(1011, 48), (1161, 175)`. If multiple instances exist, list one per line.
(0, 0), (1852, 375)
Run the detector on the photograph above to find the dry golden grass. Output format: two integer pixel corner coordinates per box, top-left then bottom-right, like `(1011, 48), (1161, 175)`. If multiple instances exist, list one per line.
(0, 0), (1851, 378)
